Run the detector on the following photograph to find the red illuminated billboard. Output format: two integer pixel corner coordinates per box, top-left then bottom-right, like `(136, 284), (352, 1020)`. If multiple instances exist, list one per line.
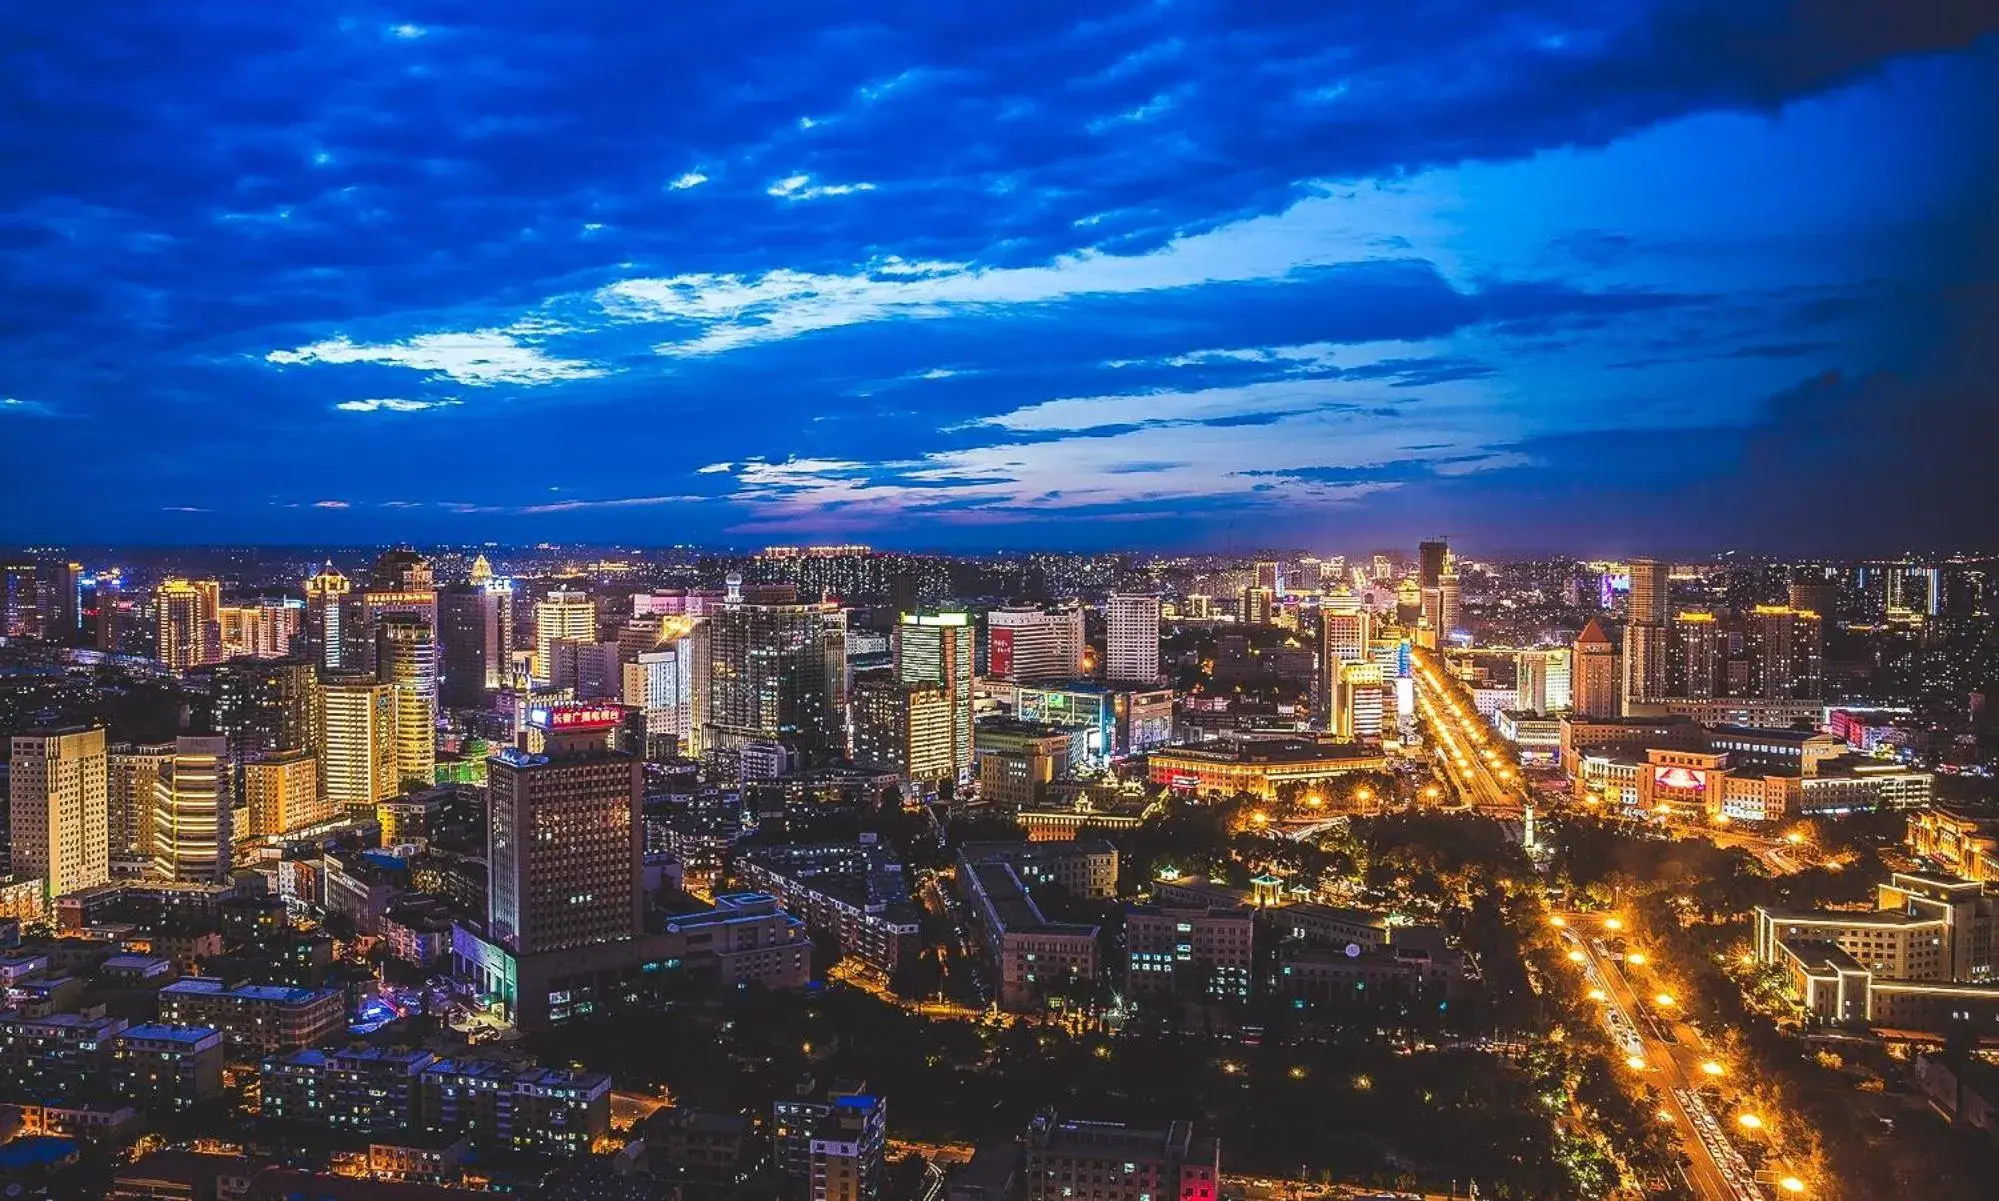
(527, 704), (624, 731)
(1652, 765), (1705, 792)
(989, 628), (1013, 678)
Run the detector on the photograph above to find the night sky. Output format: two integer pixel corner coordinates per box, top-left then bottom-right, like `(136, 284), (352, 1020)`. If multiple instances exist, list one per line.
(3, 3), (1995, 552)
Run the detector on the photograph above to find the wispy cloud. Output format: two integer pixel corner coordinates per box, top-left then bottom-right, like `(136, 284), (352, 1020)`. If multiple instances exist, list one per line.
(667, 171), (709, 190)
(268, 331), (605, 386)
(333, 398), (464, 413)
(161, 505), (209, 513)
(0, 397), (56, 417)
(312, 500), (351, 509)
(766, 174), (877, 201)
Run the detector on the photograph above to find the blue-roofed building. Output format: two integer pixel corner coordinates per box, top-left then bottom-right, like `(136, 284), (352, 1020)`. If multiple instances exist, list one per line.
(109, 1023), (224, 1108)
(157, 978), (344, 1055)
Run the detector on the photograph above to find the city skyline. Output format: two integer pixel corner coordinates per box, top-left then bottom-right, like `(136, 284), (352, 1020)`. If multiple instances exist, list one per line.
(2, 5), (1995, 550)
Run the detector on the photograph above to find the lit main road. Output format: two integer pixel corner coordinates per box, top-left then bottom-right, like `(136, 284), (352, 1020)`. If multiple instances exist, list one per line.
(1557, 915), (1771, 1201)
(1410, 647), (1526, 816)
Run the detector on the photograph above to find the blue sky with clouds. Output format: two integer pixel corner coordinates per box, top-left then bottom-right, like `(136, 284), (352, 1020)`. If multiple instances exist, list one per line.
(3, 2), (1995, 552)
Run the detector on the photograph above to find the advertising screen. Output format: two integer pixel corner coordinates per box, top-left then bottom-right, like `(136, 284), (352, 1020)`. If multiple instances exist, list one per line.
(1652, 765), (1705, 792)
(989, 628), (1013, 678)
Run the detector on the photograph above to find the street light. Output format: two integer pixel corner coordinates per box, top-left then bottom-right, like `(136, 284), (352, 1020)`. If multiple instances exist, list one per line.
(1779, 1176), (1805, 1194)
(1604, 917), (1623, 932)
(1700, 1060), (1725, 1077)
(1588, 988), (1607, 1002)
(1567, 950), (1586, 963)
(1549, 916), (1566, 928)
(1736, 1112), (1763, 1131)
(1654, 993), (1675, 1007)
(1625, 1055), (1646, 1070)
(1628, 952), (1647, 966)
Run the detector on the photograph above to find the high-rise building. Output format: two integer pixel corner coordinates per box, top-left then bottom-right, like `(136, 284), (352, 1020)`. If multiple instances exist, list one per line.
(986, 604), (1085, 683)
(1747, 605), (1824, 700)
(534, 590), (597, 685)
(217, 602), (292, 659)
(1620, 558), (1670, 711)
(1788, 574), (1838, 622)
(0, 562), (40, 638)
(895, 614), (974, 780)
(1437, 551), (1462, 635)
(487, 706), (643, 956)
(1319, 607), (1373, 730)
(807, 1093), (888, 1201)
(243, 747), (325, 837)
(1238, 585), (1273, 626)
(1332, 661), (1386, 738)
(622, 618), (699, 756)
(84, 571), (121, 651)
(213, 657), (315, 769)
(1418, 541), (1448, 589)
(155, 579), (221, 672)
(850, 675), (955, 784)
(1253, 561), (1278, 592)
(152, 736), (232, 883)
(1572, 618), (1619, 718)
(438, 582), (512, 709)
(8, 726), (110, 900)
(40, 561), (82, 645)
(377, 615), (437, 793)
(1023, 1114), (1218, 1201)
(303, 563), (352, 670)
(1104, 593), (1161, 686)
(549, 638), (622, 700)
(1669, 612), (1721, 699)
(108, 742), (173, 866)
(1515, 648), (1573, 713)
(703, 580), (848, 768)
(1293, 557), (1324, 593)
(317, 672), (396, 812)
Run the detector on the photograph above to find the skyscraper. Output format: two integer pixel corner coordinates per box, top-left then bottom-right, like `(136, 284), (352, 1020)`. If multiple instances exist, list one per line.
(0, 562), (39, 638)
(108, 742), (173, 866)
(438, 581), (512, 709)
(703, 581), (848, 768)
(1437, 551), (1462, 635)
(622, 617), (699, 756)
(1418, 540), (1448, 589)
(155, 579), (221, 671)
(152, 736), (232, 883)
(213, 657), (315, 769)
(850, 675), (955, 784)
(1319, 607), (1372, 730)
(895, 614), (974, 780)
(377, 615), (438, 793)
(1238, 586), (1273, 626)
(41, 561), (81, 645)
(1620, 558), (1670, 711)
(487, 706), (643, 956)
(1747, 605), (1824, 700)
(1669, 611), (1721, 699)
(534, 590), (597, 685)
(1332, 661), (1385, 738)
(1572, 618), (1619, 718)
(303, 563), (352, 670)
(8, 726), (110, 901)
(549, 638), (622, 700)
(1104, 593), (1161, 686)
(986, 603), (1085, 682)
(316, 672), (396, 812)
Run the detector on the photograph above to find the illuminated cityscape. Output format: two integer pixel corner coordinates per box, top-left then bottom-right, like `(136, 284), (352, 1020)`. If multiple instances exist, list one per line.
(3, 3), (1999, 1200)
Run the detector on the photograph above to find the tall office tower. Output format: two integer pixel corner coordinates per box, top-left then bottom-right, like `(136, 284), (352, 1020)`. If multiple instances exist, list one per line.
(534, 590), (597, 685)
(1024, 1114), (1219, 1201)
(303, 563), (352, 670)
(1293, 557), (1324, 593)
(316, 672), (396, 812)
(1238, 586), (1274, 626)
(108, 742), (173, 865)
(1, 562), (40, 638)
(487, 707), (643, 955)
(622, 618), (698, 755)
(8, 726), (110, 900)
(438, 582), (512, 709)
(85, 572), (121, 651)
(1371, 553), (1395, 582)
(40, 562), (81, 644)
(1747, 605), (1824, 700)
(243, 748), (324, 837)
(1320, 607), (1373, 730)
(1419, 586), (1443, 637)
(1572, 618), (1619, 718)
(1333, 661), (1386, 738)
(1886, 564), (1940, 618)
(213, 657), (315, 770)
(1517, 651), (1550, 713)
(807, 1093), (888, 1201)
(376, 615), (438, 793)
(549, 638), (622, 700)
(986, 603), (1086, 683)
(894, 614), (974, 780)
(155, 579), (221, 671)
(152, 736), (232, 883)
(703, 582), (848, 767)
(850, 675), (955, 784)
(346, 566), (438, 679)
(1788, 574), (1838, 622)
(1104, 593), (1161, 686)
(1437, 552), (1462, 635)
(468, 554), (495, 585)
(1667, 612), (1721, 699)
(1253, 561), (1279, 593)
(1418, 540), (1448, 589)
(372, 548), (434, 592)
(1395, 579), (1422, 626)
(1619, 557), (1670, 711)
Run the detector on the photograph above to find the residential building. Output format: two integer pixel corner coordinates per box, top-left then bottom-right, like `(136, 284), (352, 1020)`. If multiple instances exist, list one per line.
(260, 1046), (436, 1134)
(1022, 1114), (1219, 1201)
(156, 979), (344, 1055)
(243, 748), (326, 837)
(1123, 904), (1253, 1003)
(1104, 594), (1161, 686)
(377, 614), (438, 791)
(317, 672), (396, 812)
(735, 842), (923, 979)
(703, 578), (848, 769)
(152, 736), (233, 883)
(849, 675), (955, 784)
(895, 613), (975, 779)
(108, 1024), (224, 1110)
(9, 726), (110, 901)
(986, 604), (1085, 683)
(533, 590), (597, 685)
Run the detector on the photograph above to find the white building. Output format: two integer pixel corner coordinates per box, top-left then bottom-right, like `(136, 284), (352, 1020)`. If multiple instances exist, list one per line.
(1104, 593), (1161, 686)
(986, 603), (1085, 682)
